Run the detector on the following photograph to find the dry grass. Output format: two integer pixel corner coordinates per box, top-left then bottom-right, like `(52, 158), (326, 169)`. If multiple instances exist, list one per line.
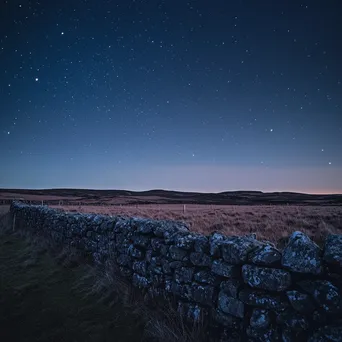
(51, 204), (342, 248)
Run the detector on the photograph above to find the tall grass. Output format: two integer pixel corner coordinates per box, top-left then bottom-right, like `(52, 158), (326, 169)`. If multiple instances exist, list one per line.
(52, 204), (342, 247)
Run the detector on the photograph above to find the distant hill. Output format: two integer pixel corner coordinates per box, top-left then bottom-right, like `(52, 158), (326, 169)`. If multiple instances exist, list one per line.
(0, 188), (341, 206)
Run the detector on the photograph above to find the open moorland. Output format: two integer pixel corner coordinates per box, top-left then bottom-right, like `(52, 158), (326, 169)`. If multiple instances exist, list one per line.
(2, 190), (342, 341)
(1, 188), (341, 247)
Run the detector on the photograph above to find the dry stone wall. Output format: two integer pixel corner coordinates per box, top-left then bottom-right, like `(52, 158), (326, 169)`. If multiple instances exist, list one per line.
(10, 201), (342, 341)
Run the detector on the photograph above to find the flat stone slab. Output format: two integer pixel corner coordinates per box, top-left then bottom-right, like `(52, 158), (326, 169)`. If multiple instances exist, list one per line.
(242, 264), (291, 291)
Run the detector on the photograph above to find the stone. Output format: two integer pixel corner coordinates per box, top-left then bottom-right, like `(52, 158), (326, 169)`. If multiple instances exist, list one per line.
(248, 244), (282, 266)
(250, 309), (271, 329)
(190, 252), (212, 267)
(132, 235), (150, 249)
(242, 264), (291, 291)
(169, 261), (184, 269)
(132, 261), (147, 276)
(286, 290), (316, 314)
(211, 259), (239, 278)
(312, 310), (328, 325)
(281, 328), (294, 342)
(276, 308), (309, 332)
(246, 326), (280, 341)
(145, 249), (154, 263)
(128, 245), (143, 259)
(209, 232), (226, 257)
(194, 270), (217, 285)
(171, 282), (192, 300)
(160, 244), (169, 256)
(153, 220), (189, 238)
(114, 218), (131, 233)
(116, 254), (132, 268)
(282, 231), (323, 274)
(150, 256), (162, 267)
(115, 233), (126, 244)
(169, 246), (188, 260)
(147, 263), (163, 276)
(212, 309), (242, 329)
(174, 232), (196, 250)
(132, 273), (151, 289)
(132, 218), (154, 234)
(221, 236), (264, 265)
(194, 235), (210, 253)
(308, 324), (342, 342)
(324, 235), (342, 269)
(190, 285), (215, 307)
(218, 291), (244, 318)
(175, 267), (194, 284)
(150, 238), (165, 252)
(238, 289), (289, 310)
(161, 260), (172, 275)
(220, 279), (241, 298)
(298, 279), (342, 314)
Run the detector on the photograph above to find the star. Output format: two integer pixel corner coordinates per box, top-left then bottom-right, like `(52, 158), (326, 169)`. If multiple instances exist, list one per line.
(0, 0), (341, 193)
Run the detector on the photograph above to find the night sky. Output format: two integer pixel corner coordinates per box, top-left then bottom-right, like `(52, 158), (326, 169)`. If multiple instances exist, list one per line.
(1, 1), (341, 194)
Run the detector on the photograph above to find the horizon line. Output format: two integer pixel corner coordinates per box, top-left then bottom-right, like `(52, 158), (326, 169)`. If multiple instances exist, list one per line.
(0, 187), (341, 196)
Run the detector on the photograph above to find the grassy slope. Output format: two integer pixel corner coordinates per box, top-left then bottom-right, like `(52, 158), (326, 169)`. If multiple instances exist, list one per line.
(0, 208), (145, 342)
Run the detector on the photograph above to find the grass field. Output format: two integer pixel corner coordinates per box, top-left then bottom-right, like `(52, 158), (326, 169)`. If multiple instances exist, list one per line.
(3, 202), (342, 341)
(52, 204), (342, 247)
(0, 207), (206, 342)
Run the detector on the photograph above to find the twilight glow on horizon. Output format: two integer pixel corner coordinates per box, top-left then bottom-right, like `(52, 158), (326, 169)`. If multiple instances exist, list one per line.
(1, 1), (341, 194)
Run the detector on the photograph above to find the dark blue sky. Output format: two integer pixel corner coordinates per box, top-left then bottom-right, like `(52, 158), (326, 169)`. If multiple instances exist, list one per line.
(1, 0), (341, 193)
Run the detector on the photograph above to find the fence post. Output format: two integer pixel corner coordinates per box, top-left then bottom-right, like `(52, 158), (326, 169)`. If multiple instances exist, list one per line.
(12, 213), (16, 231)
(41, 200), (44, 206)
(183, 204), (186, 213)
